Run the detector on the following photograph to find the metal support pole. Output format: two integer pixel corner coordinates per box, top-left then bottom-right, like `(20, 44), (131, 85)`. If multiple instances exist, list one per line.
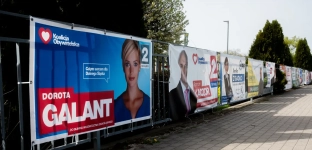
(224, 21), (229, 54)
(227, 22), (229, 54)
(93, 131), (100, 150)
(16, 43), (24, 150)
(0, 42), (6, 150)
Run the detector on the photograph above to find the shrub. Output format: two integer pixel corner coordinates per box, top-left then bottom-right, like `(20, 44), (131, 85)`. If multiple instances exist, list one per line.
(273, 69), (287, 93)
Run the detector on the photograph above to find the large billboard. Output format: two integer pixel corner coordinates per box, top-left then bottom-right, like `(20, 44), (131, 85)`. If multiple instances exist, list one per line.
(29, 17), (152, 144)
(168, 45), (218, 120)
(247, 58), (263, 98)
(220, 54), (246, 104)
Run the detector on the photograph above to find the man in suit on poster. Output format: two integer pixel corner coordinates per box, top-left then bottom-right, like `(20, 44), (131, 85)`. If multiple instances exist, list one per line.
(223, 57), (233, 103)
(169, 50), (197, 121)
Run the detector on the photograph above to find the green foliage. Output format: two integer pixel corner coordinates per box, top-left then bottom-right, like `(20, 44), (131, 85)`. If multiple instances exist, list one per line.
(283, 41), (294, 66)
(142, 0), (189, 54)
(294, 38), (312, 70)
(273, 69), (287, 93)
(284, 36), (300, 54)
(248, 20), (293, 66)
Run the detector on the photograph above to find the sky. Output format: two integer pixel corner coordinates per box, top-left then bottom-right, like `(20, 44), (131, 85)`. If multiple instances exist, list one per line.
(183, 0), (312, 56)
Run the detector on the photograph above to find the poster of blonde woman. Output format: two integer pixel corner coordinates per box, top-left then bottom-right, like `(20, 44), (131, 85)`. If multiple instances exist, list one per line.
(247, 58), (263, 98)
(220, 54), (246, 104)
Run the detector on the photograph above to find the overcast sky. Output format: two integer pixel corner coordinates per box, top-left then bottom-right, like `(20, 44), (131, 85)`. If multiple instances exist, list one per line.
(183, 0), (312, 56)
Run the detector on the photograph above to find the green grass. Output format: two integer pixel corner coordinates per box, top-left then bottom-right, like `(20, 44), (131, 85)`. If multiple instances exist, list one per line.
(214, 104), (230, 111)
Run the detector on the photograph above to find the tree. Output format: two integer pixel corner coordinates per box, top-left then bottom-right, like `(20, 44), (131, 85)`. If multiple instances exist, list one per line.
(283, 41), (294, 66)
(248, 20), (293, 66)
(294, 38), (312, 70)
(142, 0), (189, 54)
(1, 0), (147, 38)
(284, 36), (300, 54)
(249, 30), (265, 60)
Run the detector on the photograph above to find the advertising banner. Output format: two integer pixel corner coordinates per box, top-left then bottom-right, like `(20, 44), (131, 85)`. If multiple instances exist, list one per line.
(262, 62), (271, 95)
(29, 17), (152, 144)
(292, 67), (299, 87)
(279, 65), (292, 90)
(220, 54), (246, 104)
(305, 70), (310, 85)
(299, 68), (304, 86)
(286, 66), (292, 89)
(265, 62), (276, 88)
(247, 58), (263, 98)
(168, 45), (218, 120)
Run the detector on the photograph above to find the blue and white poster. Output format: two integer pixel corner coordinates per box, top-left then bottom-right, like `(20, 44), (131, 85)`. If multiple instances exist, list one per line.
(220, 54), (246, 104)
(29, 17), (152, 144)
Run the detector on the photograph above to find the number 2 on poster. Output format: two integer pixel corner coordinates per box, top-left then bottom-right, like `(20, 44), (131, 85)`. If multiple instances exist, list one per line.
(142, 47), (148, 63)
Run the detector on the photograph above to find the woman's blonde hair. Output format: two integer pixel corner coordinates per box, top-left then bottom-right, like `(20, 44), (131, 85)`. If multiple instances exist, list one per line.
(121, 39), (141, 70)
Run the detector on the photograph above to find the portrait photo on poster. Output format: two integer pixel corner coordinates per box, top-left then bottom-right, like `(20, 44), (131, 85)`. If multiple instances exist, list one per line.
(114, 39), (151, 123)
(168, 49), (197, 121)
(220, 54), (246, 104)
(223, 57), (233, 103)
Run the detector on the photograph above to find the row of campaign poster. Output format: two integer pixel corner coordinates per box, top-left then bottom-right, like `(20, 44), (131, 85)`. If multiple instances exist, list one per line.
(219, 57), (278, 104)
(29, 17), (152, 144)
(168, 45), (218, 120)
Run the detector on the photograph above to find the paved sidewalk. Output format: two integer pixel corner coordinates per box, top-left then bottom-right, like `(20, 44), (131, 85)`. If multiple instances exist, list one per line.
(136, 85), (312, 150)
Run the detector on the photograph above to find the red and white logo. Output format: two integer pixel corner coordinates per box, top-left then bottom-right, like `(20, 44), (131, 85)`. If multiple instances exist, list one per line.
(38, 27), (52, 44)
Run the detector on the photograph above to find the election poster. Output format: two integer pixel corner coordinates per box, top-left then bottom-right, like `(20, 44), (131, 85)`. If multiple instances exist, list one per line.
(299, 68), (304, 86)
(247, 58), (263, 98)
(220, 54), (246, 104)
(305, 70), (310, 85)
(29, 17), (152, 144)
(292, 67), (299, 87)
(265, 62), (276, 88)
(279, 65), (292, 90)
(262, 62), (272, 95)
(285, 66), (292, 89)
(169, 45), (218, 120)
